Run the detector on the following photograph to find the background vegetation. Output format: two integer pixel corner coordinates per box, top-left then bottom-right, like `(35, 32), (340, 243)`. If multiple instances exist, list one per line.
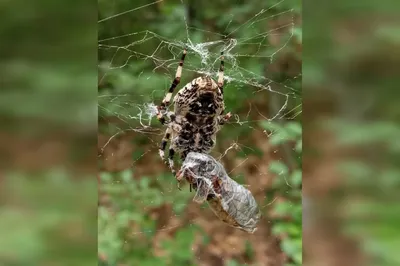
(303, 1), (400, 265)
(1, 1), (398, 266)
(0, 0), (97, 265)
(98, 0), (302, 265)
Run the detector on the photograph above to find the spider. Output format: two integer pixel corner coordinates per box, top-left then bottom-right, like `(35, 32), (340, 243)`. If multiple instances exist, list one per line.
(156, 48), (231, 188)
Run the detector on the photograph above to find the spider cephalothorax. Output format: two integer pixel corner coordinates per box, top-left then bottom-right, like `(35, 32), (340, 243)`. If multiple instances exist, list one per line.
(156, 49), (231, 185)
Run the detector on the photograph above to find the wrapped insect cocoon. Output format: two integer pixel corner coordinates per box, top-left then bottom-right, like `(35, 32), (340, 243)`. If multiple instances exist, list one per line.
(178, 152), (261, 233)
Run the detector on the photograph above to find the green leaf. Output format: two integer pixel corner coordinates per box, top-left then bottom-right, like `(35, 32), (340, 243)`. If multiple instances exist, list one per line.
(117, 211), (131, 227)
(269, 131), (292, 145)
(272, 223), (288, 235)
(100, 172), (113, 183)
(120, 169), (133, 183)
(293, 27), (302, 42)
(139, 177), (150, 189)
(260, 121), (284, 132)
(245, 241), (254, 259)
(290, 170), (302, 186)
(273, 201), (292, 216)
(285, 122), (302, 137)
(130, 213), (143, 223)
(272, 222), (301, 237)
(226, 260), (241, 266)
(281, 238), (302, 264)
(269, 161), (288, 175)
(295, 139), (302, 152)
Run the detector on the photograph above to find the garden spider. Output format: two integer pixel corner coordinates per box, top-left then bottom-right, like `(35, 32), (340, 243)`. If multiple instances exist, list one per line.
(156, 48), (231, 188)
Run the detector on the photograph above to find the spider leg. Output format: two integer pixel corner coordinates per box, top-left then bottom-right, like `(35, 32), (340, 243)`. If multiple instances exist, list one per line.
(168, 146), (177, 177)
(217, 51), (224, 93)
(218, 111), (232, 126)
(159, 127), (172, 162)
(176, 167), (195, 192)
(176, 169), (184, 191)
(179, 151), (192, 191)
(157, 49), (187, 124)
(217, 51), (228, 126)
(167, 147), (183, 191)
(180, 151), (188, 161)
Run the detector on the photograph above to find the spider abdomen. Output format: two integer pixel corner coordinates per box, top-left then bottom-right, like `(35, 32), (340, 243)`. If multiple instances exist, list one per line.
(174, 117), (217, 158)
(170, 76), (225, 160)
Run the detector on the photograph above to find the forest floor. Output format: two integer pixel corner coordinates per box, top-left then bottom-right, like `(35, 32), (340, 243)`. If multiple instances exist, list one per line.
(98, 126), (285, 266)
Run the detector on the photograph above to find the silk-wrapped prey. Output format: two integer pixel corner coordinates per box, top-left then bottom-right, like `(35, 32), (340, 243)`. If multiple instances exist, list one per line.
(177, 152), (261, 233)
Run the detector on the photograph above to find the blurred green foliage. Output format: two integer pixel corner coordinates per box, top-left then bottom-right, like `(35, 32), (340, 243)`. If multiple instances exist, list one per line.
(0, 0), (97, 266)
(1, 0), (97, 129)
(99, 170), (194, 265)
(304, 0), (400, 265)
(263, 121), (302, 265)
(0, 171), (97, 265)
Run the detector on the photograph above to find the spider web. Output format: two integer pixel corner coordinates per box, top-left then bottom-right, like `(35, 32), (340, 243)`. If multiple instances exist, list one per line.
(98, 0), (301, 263)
